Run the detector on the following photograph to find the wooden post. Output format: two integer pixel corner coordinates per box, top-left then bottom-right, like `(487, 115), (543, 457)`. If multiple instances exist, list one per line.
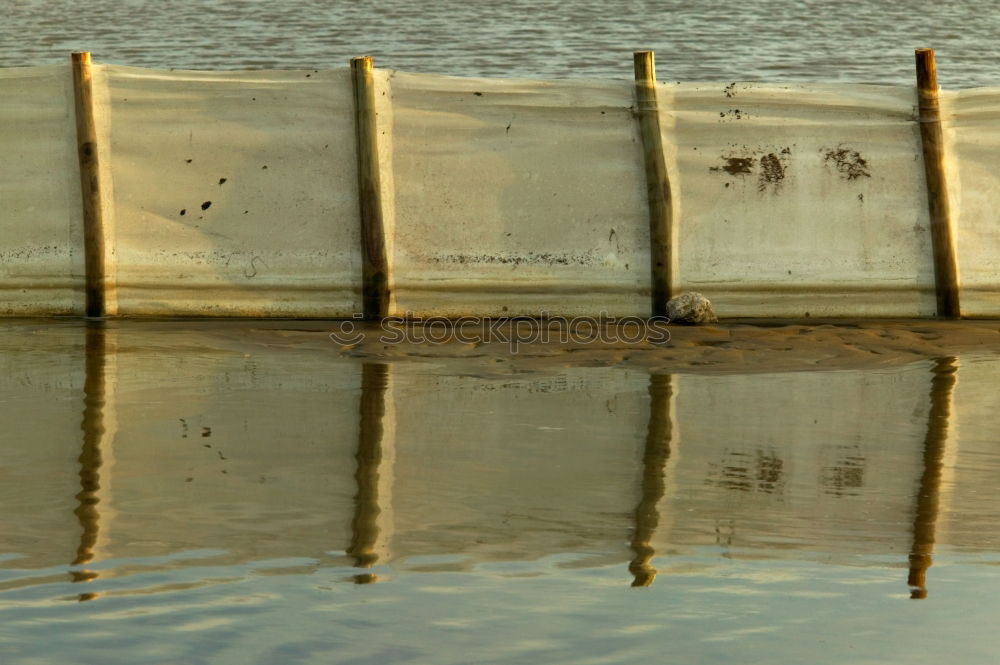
(351, 56), (391, 319)
(915, 49), (961, 319)
(71, 52), (107, 319)
(633, 51), (673, 317)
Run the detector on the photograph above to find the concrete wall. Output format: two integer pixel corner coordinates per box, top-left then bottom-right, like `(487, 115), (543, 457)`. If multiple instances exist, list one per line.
(1, 63), (997, 317)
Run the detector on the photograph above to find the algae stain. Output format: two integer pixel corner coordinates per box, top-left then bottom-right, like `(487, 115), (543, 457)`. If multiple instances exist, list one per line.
(709, 156), (755, 176)
(822, 145), (871, 180)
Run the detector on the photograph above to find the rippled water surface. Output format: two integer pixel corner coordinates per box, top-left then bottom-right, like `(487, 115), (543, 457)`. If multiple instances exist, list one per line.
(2, 320), (1000, 663)
(2, 0), (1000, 86)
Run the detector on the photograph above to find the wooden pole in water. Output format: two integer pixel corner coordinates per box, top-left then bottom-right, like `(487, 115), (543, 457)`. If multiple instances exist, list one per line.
(915, 48), (961, 319)
(907, 356), (957, 599)
(350, 56), (391, 320)
(348, 362), (389, 584)
(633, 51), (673, 317)
(71, 52), (107, 318)
(628, 373), (673, 587)
(73, 321), (107, 601)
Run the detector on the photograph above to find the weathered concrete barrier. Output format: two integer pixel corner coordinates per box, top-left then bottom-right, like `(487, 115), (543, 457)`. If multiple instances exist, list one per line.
(1, 51), (995, 318)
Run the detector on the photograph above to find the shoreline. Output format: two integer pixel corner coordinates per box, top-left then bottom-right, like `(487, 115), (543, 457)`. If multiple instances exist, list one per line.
(5, 317), (998, 375)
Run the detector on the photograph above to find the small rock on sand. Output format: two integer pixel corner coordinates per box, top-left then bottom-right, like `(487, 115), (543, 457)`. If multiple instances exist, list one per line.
(667, 292), (718, 324)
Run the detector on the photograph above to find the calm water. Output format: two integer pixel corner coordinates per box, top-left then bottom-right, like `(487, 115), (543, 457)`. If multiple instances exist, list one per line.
(1, 320), (1000, 663)
(2, 0), (1000, 86)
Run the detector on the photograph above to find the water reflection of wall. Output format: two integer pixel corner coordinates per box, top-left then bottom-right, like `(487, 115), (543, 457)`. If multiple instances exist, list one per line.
(388, 368), (651, 567)
(664, 367), (934, 557)
(103, 328), (362, 566)
(0, 323), (364, 581)
(936, 355), (1000, 553)
(2, 323), (996, 598)
(0, 324), (87, 570)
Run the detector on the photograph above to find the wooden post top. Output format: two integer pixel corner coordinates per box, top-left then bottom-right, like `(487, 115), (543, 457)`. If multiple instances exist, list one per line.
(633, 51), (655, 80)
(915, 48), (939, 93)
(351, 55), (374, 71)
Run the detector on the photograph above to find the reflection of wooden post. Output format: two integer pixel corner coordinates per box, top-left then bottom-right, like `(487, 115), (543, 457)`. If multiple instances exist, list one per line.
(72, 321), (107, 601)
(351, 56), (391, 320)
(915, 49), (961, 319)
(348, 363), (389, 583)
(633, 51), (673, 316)
(908, 356), (958, 599)
(71, 52), (107, 319)
(629, 373), (673, 587)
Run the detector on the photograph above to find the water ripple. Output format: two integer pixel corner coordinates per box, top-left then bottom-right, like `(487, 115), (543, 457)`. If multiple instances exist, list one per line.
(1, 1), (999, 86)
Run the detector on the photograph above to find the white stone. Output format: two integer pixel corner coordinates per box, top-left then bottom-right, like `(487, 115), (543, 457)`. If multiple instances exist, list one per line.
(666, 292), (718, 324)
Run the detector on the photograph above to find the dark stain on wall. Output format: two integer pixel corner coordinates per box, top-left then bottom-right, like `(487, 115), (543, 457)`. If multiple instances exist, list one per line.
(823, 146), (871, 180)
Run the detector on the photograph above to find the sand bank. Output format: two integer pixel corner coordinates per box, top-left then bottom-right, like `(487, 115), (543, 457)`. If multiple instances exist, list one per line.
(244, 318), (1000, 374)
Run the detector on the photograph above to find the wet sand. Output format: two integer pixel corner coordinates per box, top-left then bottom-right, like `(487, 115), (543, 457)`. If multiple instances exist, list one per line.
(9, 318), (998, 375)
(245, 318), (1000, 374)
